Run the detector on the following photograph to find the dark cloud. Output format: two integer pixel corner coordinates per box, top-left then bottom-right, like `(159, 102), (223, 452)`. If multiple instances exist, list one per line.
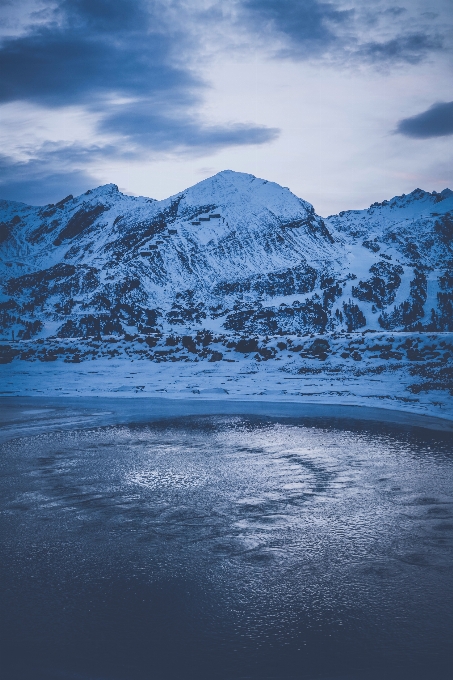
(238, 0), (446, 64)
(0, 144), (103, 204)
(100, 104), (279, 153)
(0, 1), (196, 106)
(241, 0), (351, 57)
(355, 33), (443, 65)
(60, 0), (150, 32)
(396, 101), (453, 139)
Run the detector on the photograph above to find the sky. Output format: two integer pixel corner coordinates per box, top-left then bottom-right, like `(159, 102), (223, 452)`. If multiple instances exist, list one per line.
(0, 0), (452, 215)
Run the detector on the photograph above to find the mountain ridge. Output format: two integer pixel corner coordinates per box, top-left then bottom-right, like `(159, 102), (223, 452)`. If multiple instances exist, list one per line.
(1, 170), (451, 337)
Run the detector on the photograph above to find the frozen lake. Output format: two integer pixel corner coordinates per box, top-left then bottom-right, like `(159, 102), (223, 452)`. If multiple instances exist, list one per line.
(1, 400), (452, 679)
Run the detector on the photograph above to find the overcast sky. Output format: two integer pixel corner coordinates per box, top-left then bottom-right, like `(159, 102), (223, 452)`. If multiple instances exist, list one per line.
(0, 0), (452, 214)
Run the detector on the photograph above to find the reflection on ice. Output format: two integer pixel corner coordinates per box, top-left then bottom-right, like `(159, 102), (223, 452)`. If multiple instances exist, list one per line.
(0, 413), (452, 680)
(127, 467), (209, 490)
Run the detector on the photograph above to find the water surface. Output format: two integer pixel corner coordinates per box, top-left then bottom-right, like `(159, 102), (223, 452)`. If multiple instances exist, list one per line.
(1, 409), (452, 679)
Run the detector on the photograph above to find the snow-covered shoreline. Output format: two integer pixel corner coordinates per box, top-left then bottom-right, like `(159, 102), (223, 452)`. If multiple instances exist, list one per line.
(2, 328), (453, 421)
(1, 346), (452, 427)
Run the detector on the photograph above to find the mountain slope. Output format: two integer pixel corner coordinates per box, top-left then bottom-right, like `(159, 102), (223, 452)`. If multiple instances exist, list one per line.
(325, 187), (453, 332)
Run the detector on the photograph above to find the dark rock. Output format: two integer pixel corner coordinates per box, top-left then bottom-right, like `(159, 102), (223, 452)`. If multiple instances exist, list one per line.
(54, 204), (107, 245)
(353, 262), (403, 308)
(236, 338), (259, 353)
(342, 302), (366, 331)
(182, 336), (197, 353)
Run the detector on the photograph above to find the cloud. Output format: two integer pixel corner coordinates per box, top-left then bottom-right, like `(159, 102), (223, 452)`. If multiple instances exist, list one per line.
(0, 2), (196, 107)
(355, 33), (443, 65)
(240, 0), (351, 57)
(100, 103), (279, 153)
(0, 1), (279, 165)
(238, 0), (447, 65)
(0, 144), (103, 204)
(395, 101), (453, 138)
(60, 0), (150, 32)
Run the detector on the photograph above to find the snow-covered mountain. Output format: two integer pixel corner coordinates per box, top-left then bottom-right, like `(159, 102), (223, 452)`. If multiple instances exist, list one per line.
(0, 170), (452, 415)
(1, 170), (451, 340)
(326, 187), (453, 333)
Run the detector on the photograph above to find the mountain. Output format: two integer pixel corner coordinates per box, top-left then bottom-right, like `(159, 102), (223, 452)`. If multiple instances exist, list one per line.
(0, 171), (452, 416)
(325, 187), (453, 333)
(0, 171), (338, 338)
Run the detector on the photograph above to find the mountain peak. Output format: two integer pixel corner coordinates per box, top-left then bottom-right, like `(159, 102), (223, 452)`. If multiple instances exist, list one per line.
(83, 183), (120, 198)
(368, 186), (453, 210)
(175, 170), (312, 219)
